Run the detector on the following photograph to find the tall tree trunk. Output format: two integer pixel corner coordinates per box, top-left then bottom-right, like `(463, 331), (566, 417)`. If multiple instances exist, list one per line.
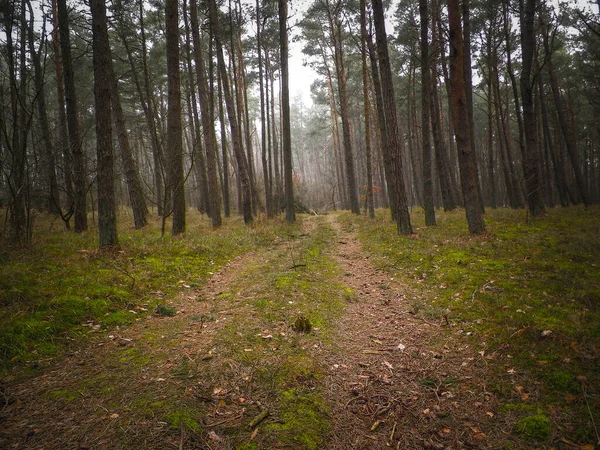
(257, 3), (273, 217)
(538, 71), (569, 206)
(210, 0), (252, 223)
(328, 4), (360, 214)
(542, 21), (589, 206)
(57, 0), (87, 232)
(166, 0), (186, 235)
(217, 68), (231, 218)
(448, 0), (486, 234)
(51, 0), (73, 221)
(107, 38), (148, 229)
(420, 0), (435, 225)
(360, 0), (375, 218)
(279, 0), (295, 223)
(91, 0), (118, 247)
(183, 0), (209, 215)
(519, 0), (545, 217)
(372, 0), (412, 234)
(462, 0), (484, 212)
(190, 0), (222, 226)
(27, 1), (60, 216)
(367, 28), (396, 220)
(269, 62), (282, 211)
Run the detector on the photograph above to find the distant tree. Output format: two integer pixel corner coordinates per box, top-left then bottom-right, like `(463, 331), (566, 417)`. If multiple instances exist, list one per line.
(90, 0), (118, 247)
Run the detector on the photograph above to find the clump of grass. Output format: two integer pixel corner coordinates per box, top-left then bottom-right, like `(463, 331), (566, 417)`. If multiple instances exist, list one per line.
(341, 206), (600, 446)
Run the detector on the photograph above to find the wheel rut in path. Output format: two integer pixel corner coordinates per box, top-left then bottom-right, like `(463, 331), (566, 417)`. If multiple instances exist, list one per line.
(322, 214), (495, 449)
(0, 247), (280, 449)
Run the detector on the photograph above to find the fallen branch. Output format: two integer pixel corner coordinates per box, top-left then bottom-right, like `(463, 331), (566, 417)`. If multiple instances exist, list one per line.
(248, 408), (269, 429)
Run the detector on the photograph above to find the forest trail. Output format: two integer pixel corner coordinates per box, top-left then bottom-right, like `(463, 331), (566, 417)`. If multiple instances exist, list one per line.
(1, 213), (495, 449)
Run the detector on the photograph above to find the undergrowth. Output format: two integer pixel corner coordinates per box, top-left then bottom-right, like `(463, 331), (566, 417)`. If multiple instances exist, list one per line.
(340, 206), (600, 447)
(0, 210), (287, 378)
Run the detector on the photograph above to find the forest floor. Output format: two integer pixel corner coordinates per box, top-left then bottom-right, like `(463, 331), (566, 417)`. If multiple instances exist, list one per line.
(1, 210), (598, 449)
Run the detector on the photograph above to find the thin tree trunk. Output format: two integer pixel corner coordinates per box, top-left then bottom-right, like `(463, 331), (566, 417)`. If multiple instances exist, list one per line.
(462, 0), (484, 212)
(107, 39), (148, 229)
(420, 0), (435, 225)
(279, 0), (295, 223)
(51, 0), (73, 221)
(257, 4), (273, 217)
(190, 0), (222, 226)
(183, 0), (209, 215)
(210, 0), (252, 223)
(360, 0), (375, 218)
(542, 21), (589, 206)
(27, 1), (60, 216)
(57, 0), (87, 232)
(328, 3), (360, 214)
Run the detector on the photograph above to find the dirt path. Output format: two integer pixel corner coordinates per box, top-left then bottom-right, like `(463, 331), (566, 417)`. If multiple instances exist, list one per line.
(1, 214), (496, 449)
(322, 214), (496, 449)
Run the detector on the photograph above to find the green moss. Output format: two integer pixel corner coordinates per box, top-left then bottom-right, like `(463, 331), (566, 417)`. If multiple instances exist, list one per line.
(47, 388), (79, 403)
(266, 389), (329, 450)
(514, 414), (552, 442)
(499, 403), (537, 413)
(236, 443), (259, 450)
(165, 409), (202, 433)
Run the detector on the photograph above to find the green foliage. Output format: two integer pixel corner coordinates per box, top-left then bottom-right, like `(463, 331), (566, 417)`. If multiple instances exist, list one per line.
(0, 212), (286, 376)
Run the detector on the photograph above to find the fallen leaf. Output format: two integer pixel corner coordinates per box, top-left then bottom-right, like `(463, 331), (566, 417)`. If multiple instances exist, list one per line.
(208, 431), (222, 442)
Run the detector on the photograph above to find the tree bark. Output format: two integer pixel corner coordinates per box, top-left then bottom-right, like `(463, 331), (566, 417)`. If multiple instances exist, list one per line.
(542, 21), (589, 206)
(327, 1), (360, 214)
(256, 3), (273, 217)
(107, 41), (148, 229)
(57, 0), (87, 232)
(360, 0), (375, 218)
(210, 0), (252, 223)
(420, 0), (435, 225)
(190, 0), (222, 226)
(90, 0), (118, 247)
(166, 0), (186, 234)
(448, 0), (486, 234)
(279, 0), (296, 223)
(372, 0), (412, 234)
(519, 0), (545, 217)
(27, 1), (60, 216)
